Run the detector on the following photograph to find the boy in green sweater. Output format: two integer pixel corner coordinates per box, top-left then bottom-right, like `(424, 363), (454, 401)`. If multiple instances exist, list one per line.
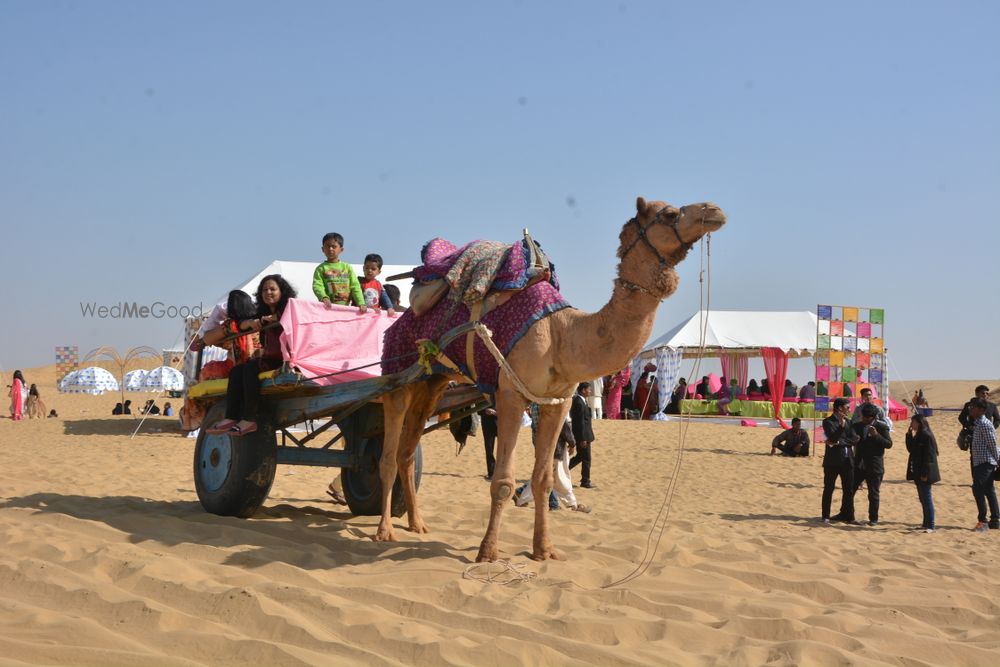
(312, 232), (366, 311)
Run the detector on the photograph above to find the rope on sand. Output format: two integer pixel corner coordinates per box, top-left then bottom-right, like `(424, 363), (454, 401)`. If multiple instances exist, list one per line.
(463, 560), (537, 585)
(603, 229), (713, 589)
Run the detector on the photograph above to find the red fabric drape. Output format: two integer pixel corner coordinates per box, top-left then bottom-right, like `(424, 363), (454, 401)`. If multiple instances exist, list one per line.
(761, 347), (790, 429)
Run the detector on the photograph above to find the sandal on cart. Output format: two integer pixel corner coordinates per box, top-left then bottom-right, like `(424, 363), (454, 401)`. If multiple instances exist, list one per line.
(206, 420), (237, 434)
(230, 421), (257, 436)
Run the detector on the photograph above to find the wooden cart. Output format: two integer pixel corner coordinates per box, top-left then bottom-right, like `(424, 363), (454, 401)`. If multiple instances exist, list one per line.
(190, 323), (488, 518)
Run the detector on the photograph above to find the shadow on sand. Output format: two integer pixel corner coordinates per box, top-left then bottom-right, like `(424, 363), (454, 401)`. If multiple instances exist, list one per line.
(0, 492), (473, 567)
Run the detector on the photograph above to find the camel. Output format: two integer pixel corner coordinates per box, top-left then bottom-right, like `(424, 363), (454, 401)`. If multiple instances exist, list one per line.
(374, 197), (726, 561)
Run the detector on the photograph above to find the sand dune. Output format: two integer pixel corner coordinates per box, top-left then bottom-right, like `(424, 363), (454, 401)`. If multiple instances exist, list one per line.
(2, 369), (1000, 665)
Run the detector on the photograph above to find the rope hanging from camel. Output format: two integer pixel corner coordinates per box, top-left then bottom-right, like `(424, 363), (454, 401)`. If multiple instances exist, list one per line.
(604, 227), (713, 589)
(413, 322), (567, 405)
(472, 323), (567, 405)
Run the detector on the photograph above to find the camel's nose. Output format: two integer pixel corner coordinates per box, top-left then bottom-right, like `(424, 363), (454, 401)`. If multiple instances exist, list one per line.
(680, 202), (726, 227)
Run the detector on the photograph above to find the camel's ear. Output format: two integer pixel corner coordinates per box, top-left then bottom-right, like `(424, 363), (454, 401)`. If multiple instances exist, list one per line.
(636, 196), (646, 214)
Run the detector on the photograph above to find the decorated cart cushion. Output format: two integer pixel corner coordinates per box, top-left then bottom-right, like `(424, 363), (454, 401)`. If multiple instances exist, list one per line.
(187, 369), (280, 400)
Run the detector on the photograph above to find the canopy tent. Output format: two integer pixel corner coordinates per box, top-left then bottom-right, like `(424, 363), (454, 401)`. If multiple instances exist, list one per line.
(639, 310), (818, 427)
(222, 260), (416, 308)
(642, 310), (818, 359)
(639, 309), (903, 426)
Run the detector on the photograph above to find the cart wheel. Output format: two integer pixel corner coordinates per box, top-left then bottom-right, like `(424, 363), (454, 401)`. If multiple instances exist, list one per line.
(194, 402), (277, 518)
(342, 436), (422, 518)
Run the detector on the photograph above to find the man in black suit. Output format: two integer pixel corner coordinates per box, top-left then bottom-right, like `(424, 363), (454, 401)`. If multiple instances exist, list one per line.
(821, 398), (860, 523)
(852, 403), (893, 526)
(569, 382), (596, 489)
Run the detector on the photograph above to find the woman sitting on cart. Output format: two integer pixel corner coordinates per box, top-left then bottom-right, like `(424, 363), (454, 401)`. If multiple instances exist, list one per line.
(199, 290), (259, 380)
(206, 274), (296, 436)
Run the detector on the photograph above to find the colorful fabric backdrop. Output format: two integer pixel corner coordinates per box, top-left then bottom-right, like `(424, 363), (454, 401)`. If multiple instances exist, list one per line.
(815, 305), (886, 413)
(55, 346), (79, 383)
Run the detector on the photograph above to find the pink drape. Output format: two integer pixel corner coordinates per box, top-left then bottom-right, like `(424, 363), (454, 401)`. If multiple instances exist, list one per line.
(720, 354), (749, 396)
(761, 347), (790, 429)
(279, 299), (397, 386)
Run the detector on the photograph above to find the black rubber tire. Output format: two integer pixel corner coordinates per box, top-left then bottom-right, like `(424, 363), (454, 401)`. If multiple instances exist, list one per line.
(342, 436), (422, 518)
(194, 402), (277, 518)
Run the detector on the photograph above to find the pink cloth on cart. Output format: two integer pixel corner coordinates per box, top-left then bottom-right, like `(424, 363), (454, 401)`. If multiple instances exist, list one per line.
(279, 299), (396, 386)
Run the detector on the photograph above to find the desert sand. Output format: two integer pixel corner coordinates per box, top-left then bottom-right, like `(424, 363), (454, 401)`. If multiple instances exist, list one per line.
(2, 366), (1000, 666)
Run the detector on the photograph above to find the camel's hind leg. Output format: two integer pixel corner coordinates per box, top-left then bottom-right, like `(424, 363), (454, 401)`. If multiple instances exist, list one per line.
(373, 385), (415, 542)
(397, 376), (449, 534)
(476, 387), (527, 562)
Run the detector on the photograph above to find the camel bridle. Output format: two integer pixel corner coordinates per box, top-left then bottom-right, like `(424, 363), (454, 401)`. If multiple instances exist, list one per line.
(617, 205), (699, 299)
(620, 205), (695, 270)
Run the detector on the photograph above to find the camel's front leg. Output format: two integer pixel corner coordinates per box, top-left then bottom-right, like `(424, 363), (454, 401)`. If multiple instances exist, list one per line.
(529, 402), (571, 561)
(398, 378), (448, 534)
(476, 389), (526, 562)
(373, 388), (409, 542)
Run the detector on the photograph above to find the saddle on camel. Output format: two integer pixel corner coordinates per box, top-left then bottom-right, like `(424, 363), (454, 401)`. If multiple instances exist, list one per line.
(373, 197), (726, 563)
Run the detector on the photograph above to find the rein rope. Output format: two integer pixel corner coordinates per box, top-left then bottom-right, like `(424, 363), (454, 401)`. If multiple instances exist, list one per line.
(603, 224), (712, 589)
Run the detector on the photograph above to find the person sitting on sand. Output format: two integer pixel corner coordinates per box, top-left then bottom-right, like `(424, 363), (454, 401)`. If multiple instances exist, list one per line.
(206, 274), (295, 437)
(163, 402), (174, 417)
(772, 418), (810, 456)
(48, 409), (58, 418)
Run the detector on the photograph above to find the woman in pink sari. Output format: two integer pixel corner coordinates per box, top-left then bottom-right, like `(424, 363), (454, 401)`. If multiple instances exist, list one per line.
(604, 366), (632, 420)
(8, 370), (25, 421)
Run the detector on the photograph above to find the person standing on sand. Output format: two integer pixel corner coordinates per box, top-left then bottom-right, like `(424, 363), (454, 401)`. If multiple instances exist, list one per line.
(8, 370), (25, 421)
(821, 398), (860, 524)
(959, 385), (1000, 432)
(851, 404), (893, 526)
(967, 398), (1000, 532)
(480, 403), (498, 480)
(905, 414), (940, 532)
(588, 376), (604, 420)
(26, 384), (46, 419)
(604, 366), (630, 420)
(851, 387), (892, 432)
(569, 383), (596, 488)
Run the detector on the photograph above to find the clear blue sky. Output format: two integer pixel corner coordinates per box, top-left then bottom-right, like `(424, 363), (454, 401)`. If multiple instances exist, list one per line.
(2, 1), (997, 381)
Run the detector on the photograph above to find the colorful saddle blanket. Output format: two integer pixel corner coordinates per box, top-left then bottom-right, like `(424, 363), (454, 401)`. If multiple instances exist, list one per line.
(383, 238), (570, 393)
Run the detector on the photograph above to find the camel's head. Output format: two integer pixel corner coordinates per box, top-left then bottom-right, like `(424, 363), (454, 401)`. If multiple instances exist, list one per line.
(617, 197), (726, 296)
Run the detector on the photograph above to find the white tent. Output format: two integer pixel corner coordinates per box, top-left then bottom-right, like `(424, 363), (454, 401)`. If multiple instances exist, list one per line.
(223, 260), (416, 307)
(642, 310), (818, 358)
